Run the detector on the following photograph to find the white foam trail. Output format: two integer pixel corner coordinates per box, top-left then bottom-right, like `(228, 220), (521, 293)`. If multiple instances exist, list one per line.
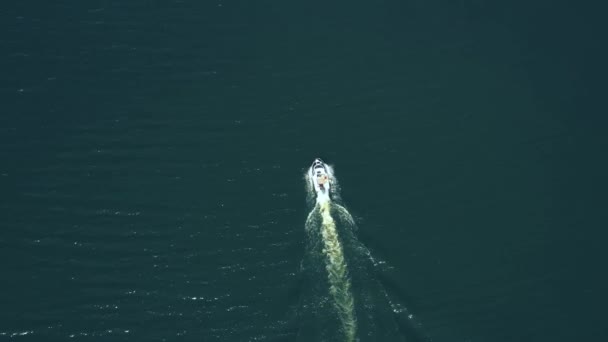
(318, 201), (357, 342)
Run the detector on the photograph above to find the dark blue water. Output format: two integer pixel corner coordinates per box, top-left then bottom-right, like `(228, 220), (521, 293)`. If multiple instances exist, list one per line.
(2, 1), (607, 341)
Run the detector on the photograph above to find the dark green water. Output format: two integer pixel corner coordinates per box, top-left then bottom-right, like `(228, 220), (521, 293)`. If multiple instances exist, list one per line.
(2, 1), (607, 341)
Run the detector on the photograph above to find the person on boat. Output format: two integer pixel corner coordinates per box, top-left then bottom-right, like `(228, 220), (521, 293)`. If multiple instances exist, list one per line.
(317, 174), (328, 189)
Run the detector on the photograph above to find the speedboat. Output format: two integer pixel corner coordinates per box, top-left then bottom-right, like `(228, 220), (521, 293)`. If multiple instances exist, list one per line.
(309, 158), (331, 198)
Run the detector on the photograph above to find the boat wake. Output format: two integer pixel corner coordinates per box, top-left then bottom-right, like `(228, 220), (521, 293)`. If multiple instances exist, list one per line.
(295, 158), (425, 342)
(307, 200), (357, 341)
